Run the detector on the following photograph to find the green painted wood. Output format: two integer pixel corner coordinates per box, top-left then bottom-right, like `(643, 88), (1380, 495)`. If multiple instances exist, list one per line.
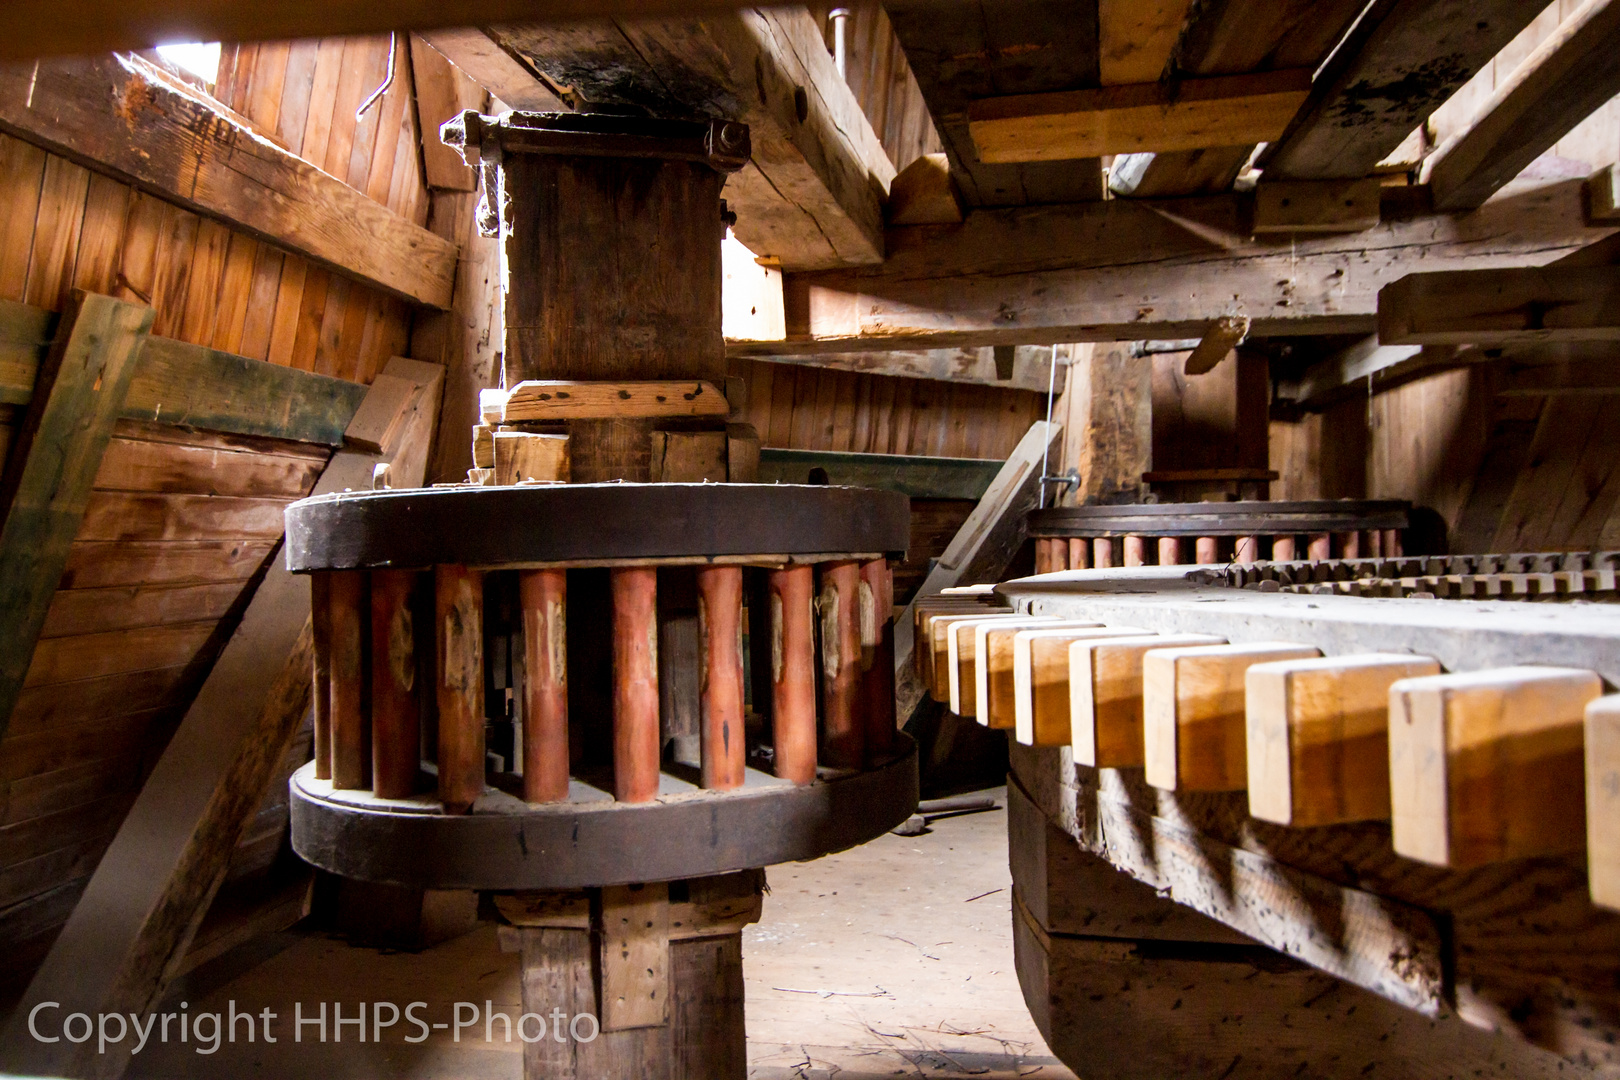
(0, 298), (366, 446)
(758, 447), (1002, 499)
(0, 291), (154, 740)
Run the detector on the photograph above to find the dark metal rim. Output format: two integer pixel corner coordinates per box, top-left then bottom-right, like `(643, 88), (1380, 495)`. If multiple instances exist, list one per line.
(289, 736), (919, 890)
(283, 483), (912, 572)
(1028, 499), (1411, 538)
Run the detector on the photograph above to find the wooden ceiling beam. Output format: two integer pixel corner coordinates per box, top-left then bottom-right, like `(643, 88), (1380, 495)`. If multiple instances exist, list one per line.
(883, 0), (1104, 208)
(967, 69), (1311, 164)
(730, 177), (1605, 353)
(1426, 0), (1620, 212)
(435, 9), (894, 272)
(740, 345), (1061, 392)
(1380, 265), (1620, 345)
(0, 0), (750, 61)
(0, 53), (458, 308)
(1259, 0), (1547, 180)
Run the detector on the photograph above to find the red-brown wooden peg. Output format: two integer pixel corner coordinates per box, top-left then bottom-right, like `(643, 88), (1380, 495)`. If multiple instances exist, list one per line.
(371, 569), (419, 799)
(311, 571), (333, 782)
(612, 567), (661, 803)
(860, 558), (896, 760)
(770, 565), (817, 785)
(820, 560), (864, 769)
(698, 565), (747, 790)
(328, 570), (367, 791)
(436, 564), (485, 814)
(520, 568), (570, 803)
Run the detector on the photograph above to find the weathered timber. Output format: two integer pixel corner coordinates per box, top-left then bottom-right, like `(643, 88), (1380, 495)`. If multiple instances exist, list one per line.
(885, 153), (962, 225)
(1252, 178), (1384, 235)
(756, 448), (1002, 499)
(1379, 266), (1620, 346)
(0, 367), (439, 1077)
(0, 54), (457, 307)
(1182, 315), (1248, 376)
(0, 293), (152, 743)
(967, 69), (1311, 164)
(503, 380), (730, 422)
(745, 179), (1606, 352)
(737, 345), (1062, 391)
(1427, 0), (1620, 211)
(462, 7), (895, 270)
(1259, 0), (1547, 180)
(882, 0), (1104, 208)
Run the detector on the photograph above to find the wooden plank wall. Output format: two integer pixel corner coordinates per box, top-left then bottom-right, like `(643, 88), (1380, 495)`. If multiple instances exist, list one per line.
(805, 1), (942, 172)
(1271, 365), (1620, 554)
(0, 35), (430, 998)
(737, 358), (1044, 459)
(737, 358), (1044, 601)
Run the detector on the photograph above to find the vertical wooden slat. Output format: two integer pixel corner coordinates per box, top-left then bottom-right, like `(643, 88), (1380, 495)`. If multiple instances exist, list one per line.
(264, 255), (308, 368)
(0, 135), (48, 303)
(112, 190), (164, 308)
(288, 265), (330, 372)
(210, 233), (259, 355)
(176, 218), (231, 347)
(770, 564), (816, 785)
(697, 565), (746, 790)
(298, 39), (347, 168)
(68, 174), (131, 296)
(277, 39), (323, 156)
(313, 274), (352, 377)
(147, 206), (200, 339)
(520, 568), (569, 804)
(612, 567), (661, 803)
(0, 293), (153, 740)
(23, 156), (91, 313)
(435, 563), (485, 814)
(244, 40), (292, 135)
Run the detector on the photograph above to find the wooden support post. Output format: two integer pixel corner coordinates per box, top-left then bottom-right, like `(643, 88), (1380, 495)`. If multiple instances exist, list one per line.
(697, 566), (746, 790)
(1007, 625), (1145, 747)
(1094, 537), (1116, 569)
(436, 564), (485, 814)
(1068, 538), (1089, 569)
(311, 571), (333, 781)
(819, 560), (863, 769)
(974, 617), (1065, 729)
(769, 565), (817, 785)
(612, 567), (661, 803)
(1588, 695), (1620, 912)
(1071, 634), (1225, 766)
(521, 569), (570, 803)
(0, 291), (152, 740)
(1272, 535), (1296, 562)
(1389, 666), (1599, 869)
(858, 558), (895, 759)
(600, 882), (671, 1031)
(1123, 535), (1146, 567)
(1195, 537), (1219, 564)
(1143, 642), (1321, 792)
(371, 569), (420, 799)
(328, 570), (369, 791)
(1245, 653), (1440, 828)
(1158, 536), (1183, 566)
(1307, 532), (1332, 561)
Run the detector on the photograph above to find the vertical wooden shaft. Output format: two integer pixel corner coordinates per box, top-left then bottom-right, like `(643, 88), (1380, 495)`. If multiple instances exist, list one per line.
(859, 558), (896, 759)
(1337, 531), (1361, 559)
(1034, 539), (1052, 574)
(311, 571), (333, 781)
(612, 567), (661, 803)
(1093, 538), (1114, 569)
(1368, 529), (1384, 558)
(1383, 528), (1403, 556)
(1235, 536), (1259, 562)
(436, 564), (485, 814)
(819, 560), (864, 769)
(1195, 537), (1219, 564)
(1123, 535), (1146, 567)
(770, 565), (817, 785)
(371, 569), (419, 799)
(1158, 536), (1183, 566)
(1068, 538), (1089, 569)
(328, 570), (367, 791)
(520, 568), (570, 803)
(697, 565), (746, 790)
(1308, 532), (1332, 560)
(1272, 536), (1296, 562)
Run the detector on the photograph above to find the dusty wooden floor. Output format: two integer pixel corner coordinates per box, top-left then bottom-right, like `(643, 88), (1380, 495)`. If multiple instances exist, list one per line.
(122, 786), (1072, 1079)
